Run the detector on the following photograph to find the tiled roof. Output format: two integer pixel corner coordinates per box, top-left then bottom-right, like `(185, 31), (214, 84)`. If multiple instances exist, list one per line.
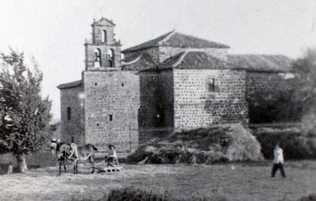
(57, 80), (82, 89)
(121, 53), (157, 71)
(227, 54), (292, 72)
(161, 52), (292, 72)
(122, 31), (230, 53)
(161, 51), (230, 69)
(162, 32), (230, 49)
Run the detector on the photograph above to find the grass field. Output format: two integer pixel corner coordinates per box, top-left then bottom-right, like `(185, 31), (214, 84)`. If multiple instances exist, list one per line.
(0, 161), (315, 201)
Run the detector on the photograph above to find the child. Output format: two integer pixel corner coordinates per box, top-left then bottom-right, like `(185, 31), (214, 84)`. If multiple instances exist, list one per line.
(271, 143), (286, 178)
(106, 144), (119, 167)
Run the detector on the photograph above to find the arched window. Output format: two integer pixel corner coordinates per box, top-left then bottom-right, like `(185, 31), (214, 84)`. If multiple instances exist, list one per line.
(102, 30), (107, 43)
(107, 49), (115, 67)
(94, 48), (101, 67)
(67, 107), (71, 121)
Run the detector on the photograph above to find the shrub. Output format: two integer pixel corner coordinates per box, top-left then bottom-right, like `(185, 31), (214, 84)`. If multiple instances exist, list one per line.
(69, 188), (229, 201)
(253, 127), (316, 159)
(297, 193), (316, 201)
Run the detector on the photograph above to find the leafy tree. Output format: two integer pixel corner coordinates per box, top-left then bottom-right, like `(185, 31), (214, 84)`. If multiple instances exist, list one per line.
(292, 48), (316, 132)
(292, 49), (316, 113)
(0, 49), (51, 172)
(247, 49), (316, 124)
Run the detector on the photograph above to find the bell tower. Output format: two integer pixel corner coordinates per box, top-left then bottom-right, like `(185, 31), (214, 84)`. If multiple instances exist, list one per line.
(84, 17), (121, 70)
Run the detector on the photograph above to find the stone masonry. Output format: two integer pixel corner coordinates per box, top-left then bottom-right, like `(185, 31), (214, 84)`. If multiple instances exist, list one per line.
(58, 17), (292, 152)
(83, 70), (139, 152)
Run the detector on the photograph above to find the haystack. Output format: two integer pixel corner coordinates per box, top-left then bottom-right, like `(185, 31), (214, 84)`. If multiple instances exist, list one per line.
(127, 124), (263, 164)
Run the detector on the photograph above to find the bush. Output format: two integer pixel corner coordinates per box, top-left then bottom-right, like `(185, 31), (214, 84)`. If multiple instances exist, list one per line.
(69, 188), (229, 201)
(253, 127), (316, 159)
(127, 124), (263, 164)
(297, 193), (316, 201)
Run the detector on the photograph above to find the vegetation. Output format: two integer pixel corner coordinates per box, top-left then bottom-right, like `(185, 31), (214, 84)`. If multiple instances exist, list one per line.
(298, 193), (316, 201)
(248, 48), (316, 124)
(69, 188), (228, 201)
(253, 126), (316, 159)
(0, 49), (51, 172)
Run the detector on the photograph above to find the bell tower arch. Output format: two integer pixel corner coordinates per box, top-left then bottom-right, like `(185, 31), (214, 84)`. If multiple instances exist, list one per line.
(84, 17), (121, 70)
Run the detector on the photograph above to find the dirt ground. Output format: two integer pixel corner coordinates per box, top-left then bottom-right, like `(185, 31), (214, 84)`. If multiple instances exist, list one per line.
(0, 161), (315, 201)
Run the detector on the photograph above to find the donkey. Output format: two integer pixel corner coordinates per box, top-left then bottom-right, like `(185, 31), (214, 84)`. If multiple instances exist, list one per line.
(50, 139), (98, 175)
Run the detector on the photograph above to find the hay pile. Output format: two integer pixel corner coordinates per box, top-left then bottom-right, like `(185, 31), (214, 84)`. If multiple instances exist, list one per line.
(127, 124), (263, 164)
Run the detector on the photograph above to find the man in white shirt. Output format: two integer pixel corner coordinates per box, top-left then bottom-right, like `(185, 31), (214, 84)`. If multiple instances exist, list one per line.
(271, 143), (286, 178)
(107, 144), (119, 167)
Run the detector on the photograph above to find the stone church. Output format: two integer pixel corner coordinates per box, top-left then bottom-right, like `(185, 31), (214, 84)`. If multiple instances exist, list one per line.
(58, 17), (292, 153)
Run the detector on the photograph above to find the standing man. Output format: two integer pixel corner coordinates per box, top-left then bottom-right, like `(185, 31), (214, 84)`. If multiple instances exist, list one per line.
(106, 144), (119, 167)
(271, 143), (286, 178)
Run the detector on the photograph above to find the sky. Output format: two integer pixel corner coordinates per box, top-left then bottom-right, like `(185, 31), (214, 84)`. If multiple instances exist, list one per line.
(0, 0), (316, 121)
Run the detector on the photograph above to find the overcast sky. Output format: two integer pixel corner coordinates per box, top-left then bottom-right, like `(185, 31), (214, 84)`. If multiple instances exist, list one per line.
(0, 0), (316, 121)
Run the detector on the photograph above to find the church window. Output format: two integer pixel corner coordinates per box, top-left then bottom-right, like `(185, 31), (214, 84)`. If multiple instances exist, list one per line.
(67, 107), (71, 120)
(94, 48), (102, 67)
(208, 78), (216, 92)
(102, 30), (107, 43)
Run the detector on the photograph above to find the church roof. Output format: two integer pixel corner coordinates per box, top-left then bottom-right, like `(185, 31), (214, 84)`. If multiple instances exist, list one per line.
(122, 31), (230, 53)
(227, 54), (292, 72)
(57, 80), (82, 89)
(121, 52), (158, 71)
(160, 52), (292, 72)
(161, 51), (231, 69)
(92, 17), (115, 26)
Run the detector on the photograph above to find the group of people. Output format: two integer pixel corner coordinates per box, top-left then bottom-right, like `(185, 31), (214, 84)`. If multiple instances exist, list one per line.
(51, 138), (286, 177)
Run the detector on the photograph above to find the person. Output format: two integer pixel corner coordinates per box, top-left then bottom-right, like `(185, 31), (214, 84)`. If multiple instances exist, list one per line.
(271, 143), (286, 178)
(106, 144), (119, 167)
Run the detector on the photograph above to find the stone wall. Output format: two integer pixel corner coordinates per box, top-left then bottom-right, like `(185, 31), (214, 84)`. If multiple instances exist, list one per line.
(173, 69), (248, 130)
(139, 71), (160, 129)
(83, 70), (140, 153)
(158, 70), (174, 128)
(60, 85), (85, 144)
(138, 70), (174, 143)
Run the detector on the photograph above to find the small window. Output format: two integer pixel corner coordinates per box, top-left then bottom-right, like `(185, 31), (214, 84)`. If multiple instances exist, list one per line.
(208, 78), (216, 92)
(96, 123), (100, 127)
(67, 107), (71, 120)
(94, 82), (98, 86)
(71, 136), (74, 143)
(121, 83), (124, 87)
(109, 114), (113, 121)
(102, 30), (107, 43)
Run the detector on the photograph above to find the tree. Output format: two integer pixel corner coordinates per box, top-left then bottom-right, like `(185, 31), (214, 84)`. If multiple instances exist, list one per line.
(247, 49), (316, 124)
(291, 48), (316, 133)
(0, 49), (51, 172)
(292, 49), (316, 113)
